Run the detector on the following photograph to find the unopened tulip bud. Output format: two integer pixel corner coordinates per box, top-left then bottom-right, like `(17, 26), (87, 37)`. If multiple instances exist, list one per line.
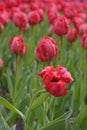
(10, 35), (27, 56)
(36, 37), (58, 62)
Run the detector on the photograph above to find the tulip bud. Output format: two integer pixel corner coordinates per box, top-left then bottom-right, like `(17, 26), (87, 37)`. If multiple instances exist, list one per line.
(67, 28), (78, 43)
(78, 24), (87, 36)
(73, 16), (84, 32)
(10, 35), (27, 56)
(53, 16), (69, 36)
(47, 10), (58, 24)
(28, 10), (40, 25)
(36, 37), (58, 62)
(64, 7), (76, 20)
(37, 9), (44, 22)
(13, 11), (29, 31)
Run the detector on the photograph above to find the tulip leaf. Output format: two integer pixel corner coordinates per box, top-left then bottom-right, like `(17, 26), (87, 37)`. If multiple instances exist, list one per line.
(30, 93), (49, 112)
(0, 96), (25, 120)
(0, 117), (16, 130)
(4, 69), (13, 100)
(0, 111), (16, 130)
(76, 105), (87, 128)
(40, 110), (72, 130)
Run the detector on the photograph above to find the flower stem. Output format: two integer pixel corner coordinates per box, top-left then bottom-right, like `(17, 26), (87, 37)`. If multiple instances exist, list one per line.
(59, 36), (63, 64)
(13, 55), (21, 103)
(24, 89), (46, 130)
(80, 51), (87, 108)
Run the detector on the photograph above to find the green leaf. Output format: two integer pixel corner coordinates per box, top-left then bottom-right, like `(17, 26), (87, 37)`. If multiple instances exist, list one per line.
(76, 105), (87, 128)
(0, 111), (16, 130)
(0, 96), (25, 120)
(4, 69), (13, 100)
(30, 93), (49, 111)
(0, 105), (7, 117)
(40, 110), (72, 130)
(6, 94), (30, 123)
(0, 117), (16, 130)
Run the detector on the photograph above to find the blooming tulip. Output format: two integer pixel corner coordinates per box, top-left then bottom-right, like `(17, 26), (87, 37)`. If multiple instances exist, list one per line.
(39, 65), (74, 97)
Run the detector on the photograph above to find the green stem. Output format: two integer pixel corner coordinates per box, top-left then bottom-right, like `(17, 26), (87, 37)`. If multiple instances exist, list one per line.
(24, 89), (46, 130)
(13, 55), (21, 103)
(24, 123), (32, 130)
(70, 42), (74, 69)
(80, 45), (83, 70)
(59, 36), (63, 64)
(80, 51), (87, 108)
(84, 51), (87, 100)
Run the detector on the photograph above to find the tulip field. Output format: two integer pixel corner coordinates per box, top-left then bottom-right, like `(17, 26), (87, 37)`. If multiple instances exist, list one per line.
(0, 0), (87, 130)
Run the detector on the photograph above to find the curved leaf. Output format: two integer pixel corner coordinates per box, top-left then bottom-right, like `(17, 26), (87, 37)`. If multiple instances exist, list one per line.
(0, 96), (25, 120)
(40, 110), (72, 130)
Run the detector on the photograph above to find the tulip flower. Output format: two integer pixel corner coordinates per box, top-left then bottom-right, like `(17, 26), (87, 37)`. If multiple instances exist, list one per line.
(78, 24), (87, 36)
(67, 28), (78, 43)
(12, 11), (29, 31)
(53, 16), (69, 36)
(64, 7), (76, 20)
(39, 65), (74, 97)
(10, 35), (27, 56)
(28, 10), (41, 25)
(36, 37), (58, 62)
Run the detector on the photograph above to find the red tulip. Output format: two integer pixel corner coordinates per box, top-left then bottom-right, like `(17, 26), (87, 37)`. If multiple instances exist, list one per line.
(76, 10), (87, 21)
(10, 35), (27, 56)
(78, 24), (87, 36)
(4, 0), (19, 8)
(0, 11), (9, 26)
(9, 7), (20, 20)
(56, 1), (65, 11)
(30, 2), (45, 11)
(53, 16), (69, 36)
(64, 7), (76, 20)
(0, 3), (7, 12)
(36, 37), (58, 62)
(13, 11), (29, 31)
(73, 16), (84, 32)
(37, 9), (44, 22)
(47, 3), (58, 12)
(47, 10), (58, 24)
(67, 28), (78, 42)
(82, 34), (87, 50)
(28, 10), (40, 25)
(19, 3), (30, 13)
(39, 65), (74, 97)
(56, 65), (74, 84)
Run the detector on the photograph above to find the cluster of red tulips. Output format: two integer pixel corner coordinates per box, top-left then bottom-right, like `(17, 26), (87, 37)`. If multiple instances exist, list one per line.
(1, 0), (87, 96)
(0, 0), (87, 130)
(0, 0), (81, 97)
(0, 0), (87, 49)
